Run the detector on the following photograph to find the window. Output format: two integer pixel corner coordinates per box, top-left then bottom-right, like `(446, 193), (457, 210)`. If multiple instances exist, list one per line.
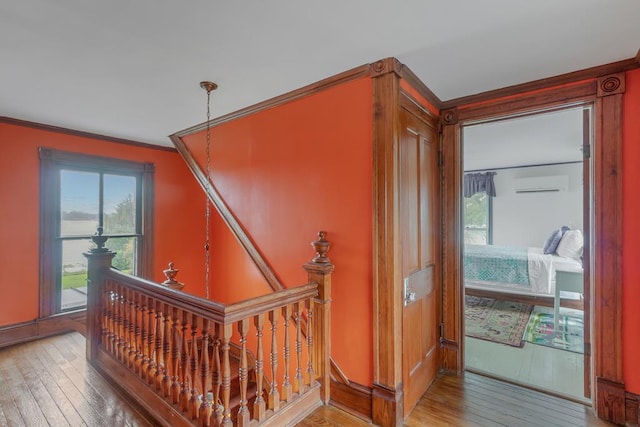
(463, 191), (492, 245)
(39, 148), (154, 315)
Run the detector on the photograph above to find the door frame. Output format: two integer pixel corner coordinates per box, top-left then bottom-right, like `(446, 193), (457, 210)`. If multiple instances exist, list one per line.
(440, 74), (626, 423)
(457, 103), (593, 399)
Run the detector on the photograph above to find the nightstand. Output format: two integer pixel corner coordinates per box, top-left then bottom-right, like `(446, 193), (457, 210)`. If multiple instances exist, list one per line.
(554, 269), (583, 330)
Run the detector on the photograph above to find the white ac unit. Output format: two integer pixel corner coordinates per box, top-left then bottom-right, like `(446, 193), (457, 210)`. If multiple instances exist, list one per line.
(513, 175), (568, 194)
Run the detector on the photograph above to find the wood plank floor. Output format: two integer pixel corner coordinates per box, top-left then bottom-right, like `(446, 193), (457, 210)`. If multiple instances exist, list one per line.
(0, 332), (613, 426)
(0, 332), (153, 426)
(299, 373), (613, 427)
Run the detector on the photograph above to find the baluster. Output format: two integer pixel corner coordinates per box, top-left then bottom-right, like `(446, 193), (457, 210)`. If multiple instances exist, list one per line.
(162, 302), (172, 397)
(101, 287), (111, 350)
(237, 319), (250, 426)
(179, 311), (190, 413)
(120, 285), (130, 363)
(210, 323), (223, 427)
(306, 298), (314, 388)
(294, 302), (304, 393)
(268, 310), (280, 411)
(106, 286), (116, 354)
(132, 291), (143, 373)
(281, 304), (292, 402)
(115, 285), (125, 362)
(189, 314), (200, 420)
(146, 297), (157, 383)
(220, 324), (233, 426)
(126, 288), (136, 368)
(155, 300), (165, 389)
(199, 319), (211, 425)
(253, 314), (266, 421)
(139, 295), (149, 380)
(170, 307), (181, 403)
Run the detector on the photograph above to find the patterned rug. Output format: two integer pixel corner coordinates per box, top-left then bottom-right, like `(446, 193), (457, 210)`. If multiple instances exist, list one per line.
(465, 296), (534, 347)
(523, 311), (584, 353)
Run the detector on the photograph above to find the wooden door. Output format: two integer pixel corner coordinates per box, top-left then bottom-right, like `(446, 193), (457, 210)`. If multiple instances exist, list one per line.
(400, 97), (441, 416)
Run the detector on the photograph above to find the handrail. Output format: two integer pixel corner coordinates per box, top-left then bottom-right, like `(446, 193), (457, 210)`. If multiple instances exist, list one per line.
(103, 268), (317, 325)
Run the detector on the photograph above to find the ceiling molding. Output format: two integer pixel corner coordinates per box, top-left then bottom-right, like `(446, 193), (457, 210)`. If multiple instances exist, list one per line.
(0, 116), (177, 153)
(398, 64), (444, 111)
(369, 57), (403, 78)
(441, 56), (640, 110)
(456, 80), (597, 122)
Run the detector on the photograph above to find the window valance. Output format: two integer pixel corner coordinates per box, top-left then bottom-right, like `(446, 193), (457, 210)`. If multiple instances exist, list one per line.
(463, 172), (497, 198)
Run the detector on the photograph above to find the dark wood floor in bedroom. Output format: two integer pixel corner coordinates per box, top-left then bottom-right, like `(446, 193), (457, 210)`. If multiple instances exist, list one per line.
(0, 332), (612, 426)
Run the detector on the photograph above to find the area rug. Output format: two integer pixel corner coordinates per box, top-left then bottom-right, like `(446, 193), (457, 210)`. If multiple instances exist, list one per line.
(465, 296), (534, 347)
(523, 311), (584, 354)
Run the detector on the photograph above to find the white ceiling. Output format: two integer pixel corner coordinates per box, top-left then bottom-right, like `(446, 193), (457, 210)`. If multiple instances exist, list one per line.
(1, 1), (638, 147)
(463, 107), (586, 171)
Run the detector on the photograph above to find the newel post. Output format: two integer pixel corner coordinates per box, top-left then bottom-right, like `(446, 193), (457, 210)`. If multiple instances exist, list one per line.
(302, 231), (334, 404)
(83, 227), (116, 362)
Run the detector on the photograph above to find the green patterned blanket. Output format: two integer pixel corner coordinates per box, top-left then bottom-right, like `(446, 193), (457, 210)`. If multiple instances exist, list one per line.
(464, 244), (529, 286)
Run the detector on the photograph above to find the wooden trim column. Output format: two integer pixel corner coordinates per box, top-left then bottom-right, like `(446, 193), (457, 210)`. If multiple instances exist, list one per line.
(439, 108), (463, 371)
(371, 57), (404, 427)
(303, 231), (334, 404)
(84, 233), (116, 362)
(594, 72), (625, 423)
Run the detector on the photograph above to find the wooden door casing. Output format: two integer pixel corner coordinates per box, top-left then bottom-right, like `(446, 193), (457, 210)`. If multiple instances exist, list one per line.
(400, 94), (440, 417)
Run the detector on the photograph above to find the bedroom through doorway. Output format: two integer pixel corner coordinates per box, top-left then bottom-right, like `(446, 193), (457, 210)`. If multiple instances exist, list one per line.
(461, 105), (591, 403)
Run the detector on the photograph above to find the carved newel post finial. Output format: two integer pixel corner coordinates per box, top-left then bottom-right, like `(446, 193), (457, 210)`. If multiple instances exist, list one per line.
(91, 226), (109, 253)
(311, 231), (331, 264)
(163, 262), (184, 290)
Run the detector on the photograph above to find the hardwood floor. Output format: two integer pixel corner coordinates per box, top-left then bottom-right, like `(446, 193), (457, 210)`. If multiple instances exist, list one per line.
(0, 332), (153, 426)
(0, 332), (611, 426)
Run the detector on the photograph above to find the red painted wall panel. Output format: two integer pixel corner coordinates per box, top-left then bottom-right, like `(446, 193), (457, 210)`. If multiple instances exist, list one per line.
(182, 77), (374, 385)
(622, 68), (640, 394)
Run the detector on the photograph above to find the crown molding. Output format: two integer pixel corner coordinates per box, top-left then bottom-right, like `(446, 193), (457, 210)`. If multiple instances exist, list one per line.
(0, 116), (176, 152)
(441, 56), (640, 109)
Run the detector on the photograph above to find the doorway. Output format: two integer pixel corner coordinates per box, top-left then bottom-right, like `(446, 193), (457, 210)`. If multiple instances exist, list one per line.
(460, 106), (592, 401)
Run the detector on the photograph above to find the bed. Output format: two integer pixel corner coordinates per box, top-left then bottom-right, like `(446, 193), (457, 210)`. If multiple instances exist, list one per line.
(464, 244), (583, 296)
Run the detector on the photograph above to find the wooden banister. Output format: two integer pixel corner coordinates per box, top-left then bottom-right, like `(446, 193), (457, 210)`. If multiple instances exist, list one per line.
(303, 231), (334, 404)
(84, 231), (334, 426)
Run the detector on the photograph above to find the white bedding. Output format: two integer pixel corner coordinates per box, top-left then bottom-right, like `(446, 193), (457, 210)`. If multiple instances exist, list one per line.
(465, 246), (583, 296)
(527, 247), (553, 294)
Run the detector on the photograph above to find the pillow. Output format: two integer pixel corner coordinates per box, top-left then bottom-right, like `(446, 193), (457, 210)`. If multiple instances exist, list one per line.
(543, 226), (570, 255)
(556, 229), (584, 260)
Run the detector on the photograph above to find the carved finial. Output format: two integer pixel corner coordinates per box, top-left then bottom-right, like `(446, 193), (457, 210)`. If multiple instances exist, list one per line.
(90, 226), (109, 253)
(162, 262), (184, 290)
(311, 231), (331, 264)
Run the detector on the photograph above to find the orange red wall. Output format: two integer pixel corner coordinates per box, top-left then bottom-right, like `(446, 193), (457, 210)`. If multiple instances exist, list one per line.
(0, 122), (206, 326)
(622, 68), (640, 394)
(182, 77), (375, 385)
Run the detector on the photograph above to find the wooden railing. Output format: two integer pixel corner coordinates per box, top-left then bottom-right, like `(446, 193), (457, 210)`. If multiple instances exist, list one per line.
(84, 232), (333, 426)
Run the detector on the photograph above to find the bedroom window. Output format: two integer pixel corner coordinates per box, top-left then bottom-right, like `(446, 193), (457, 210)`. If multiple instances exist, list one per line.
(39, 148), (154, 316)
(463, 191), (492, 245)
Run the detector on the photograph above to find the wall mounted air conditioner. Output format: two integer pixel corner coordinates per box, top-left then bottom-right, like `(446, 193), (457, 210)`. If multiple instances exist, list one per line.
(513, 175), (569, 194)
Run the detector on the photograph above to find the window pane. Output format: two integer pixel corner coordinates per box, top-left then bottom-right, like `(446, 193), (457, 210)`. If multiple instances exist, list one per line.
(109, 236), (138, 275)
(464, 192), (489, 245)
(464, 229), (488, 245)
(60, 238), (92, 310)
(60, 170), (99, 236)
(103, 175), (137, 235)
